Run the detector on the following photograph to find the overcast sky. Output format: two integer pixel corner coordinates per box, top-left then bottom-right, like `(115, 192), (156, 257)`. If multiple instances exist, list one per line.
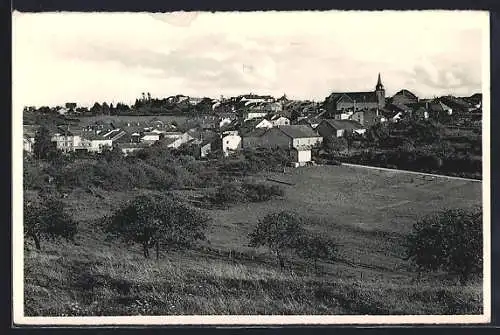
(13, 10), (488, 107)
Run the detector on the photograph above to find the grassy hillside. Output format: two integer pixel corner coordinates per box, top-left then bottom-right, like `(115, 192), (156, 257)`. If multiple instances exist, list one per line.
(24, 165), (483, 316)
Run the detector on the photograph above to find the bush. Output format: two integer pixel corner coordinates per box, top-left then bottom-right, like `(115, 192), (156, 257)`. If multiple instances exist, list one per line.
(211, 182), (284, 205)
(405, 208), (482, 284)
(23, 161), (50, 191)
(242, 182), (284, 202)
(212, 182), (246, 205)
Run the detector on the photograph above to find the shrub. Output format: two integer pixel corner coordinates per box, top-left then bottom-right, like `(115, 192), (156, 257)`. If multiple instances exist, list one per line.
(405, 208), (482, 284)
(212, 182), (245, 205)
(241, 182), (284, 202)
(211, 182), (284, 205)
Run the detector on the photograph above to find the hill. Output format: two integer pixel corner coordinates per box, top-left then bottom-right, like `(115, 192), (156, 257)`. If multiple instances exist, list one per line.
(24, 165), (483, 316)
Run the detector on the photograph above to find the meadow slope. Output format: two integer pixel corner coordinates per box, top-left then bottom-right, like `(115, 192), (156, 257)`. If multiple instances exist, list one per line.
(23, 165), (483, 316)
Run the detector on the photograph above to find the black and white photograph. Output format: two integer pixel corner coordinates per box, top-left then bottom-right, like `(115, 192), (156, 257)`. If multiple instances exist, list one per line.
(12, 10), (490, 325)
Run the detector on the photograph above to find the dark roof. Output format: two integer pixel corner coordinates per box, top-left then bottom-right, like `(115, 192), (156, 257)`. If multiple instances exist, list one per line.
(82, 133), (108, 141)
(379, 109), (401, 119)
(320, 119), (365, 130)
(276, 125), (321, 139)
(328, 92), (378, 104)
(241, 128), (268, 138)
(429, 100), (452, 112)
(386, 103), (411, 112)
(392, 89), (418, 100)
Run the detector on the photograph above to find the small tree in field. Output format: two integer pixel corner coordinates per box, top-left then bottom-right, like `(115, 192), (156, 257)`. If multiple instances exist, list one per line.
(248, 211), (306, 269)
(24, 197), (78, 250)
(104, 194), (210, 259)
(297, 233), (337, 273)
(405, 208), (482, 284)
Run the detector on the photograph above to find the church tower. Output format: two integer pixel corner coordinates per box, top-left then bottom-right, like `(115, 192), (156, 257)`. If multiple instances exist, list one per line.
(375, 73), (386, 108)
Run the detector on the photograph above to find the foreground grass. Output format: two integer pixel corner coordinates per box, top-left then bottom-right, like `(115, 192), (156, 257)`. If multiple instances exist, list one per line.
(24, 240), (482, 316)
(23, 165), (483, 316)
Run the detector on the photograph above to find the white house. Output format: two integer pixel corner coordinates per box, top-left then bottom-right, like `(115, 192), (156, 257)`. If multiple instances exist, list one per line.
(221, 133), (242, 156)
(269, 115), (290, 126)
(86, 137), (113, 153)
(163, 131), (184, 139)
(219, 117), (234, 129)
(51, 130), (82, 152)
(290, 148), (312, 166)
(141, 132), (161, 144)
(165, 132), (195, 149)
(243, 111), (269, 121)
(23, 135), (35, 154)
(254, 118), (273, 129)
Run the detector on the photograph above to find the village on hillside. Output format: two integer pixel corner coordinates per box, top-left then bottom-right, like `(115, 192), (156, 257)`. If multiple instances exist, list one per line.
(22, 74), (483, 170)
(20, 72), (484, 317)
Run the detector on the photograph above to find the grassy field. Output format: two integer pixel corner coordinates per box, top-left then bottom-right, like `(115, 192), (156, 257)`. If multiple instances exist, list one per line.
(23, 165), (483, 316)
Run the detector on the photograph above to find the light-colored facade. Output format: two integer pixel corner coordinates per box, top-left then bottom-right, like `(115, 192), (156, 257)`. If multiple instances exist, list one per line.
(243, 111), (268, 121)
(51, 134), (82, 152)
(84, 138), (113, 153)
(254, 119), (273, 129)
(166, 132), (195, 149)
(222, 134), (242, 156)
(23, 136), (35, 153)
(270, 116), (290, 126)
(291, 149), (312, 164)
(141, 133), (161, 142)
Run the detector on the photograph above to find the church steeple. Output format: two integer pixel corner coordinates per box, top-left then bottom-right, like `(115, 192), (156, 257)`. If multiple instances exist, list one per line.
(376, 73), (384, 91)
(375, 73), (386, 108)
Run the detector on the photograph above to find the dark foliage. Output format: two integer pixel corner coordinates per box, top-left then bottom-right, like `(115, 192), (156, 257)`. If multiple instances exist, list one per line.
(405, 208), (482, 284)
(104, 194), (210, 259)
(24, 196), (78, 250)
(211, 181), (284, 205)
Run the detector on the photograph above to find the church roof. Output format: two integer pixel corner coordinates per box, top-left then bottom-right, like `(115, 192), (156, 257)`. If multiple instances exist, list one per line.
(328, 92), (378, 104)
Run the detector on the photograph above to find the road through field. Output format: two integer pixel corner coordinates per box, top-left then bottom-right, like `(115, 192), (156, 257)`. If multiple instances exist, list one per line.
(341, 163), (482, 183)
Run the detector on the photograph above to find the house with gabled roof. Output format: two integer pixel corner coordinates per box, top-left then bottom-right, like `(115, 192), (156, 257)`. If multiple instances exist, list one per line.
(51, 126), (83, 152)
(240, 125), (322, 165)
(316, 119), (366, 138)
(247, 125), (323, 165)
(391, 89), (419, 105)
(268, 114), (290, 126)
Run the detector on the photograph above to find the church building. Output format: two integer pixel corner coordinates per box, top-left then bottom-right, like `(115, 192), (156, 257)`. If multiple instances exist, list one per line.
(324, 74), (386, 113)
